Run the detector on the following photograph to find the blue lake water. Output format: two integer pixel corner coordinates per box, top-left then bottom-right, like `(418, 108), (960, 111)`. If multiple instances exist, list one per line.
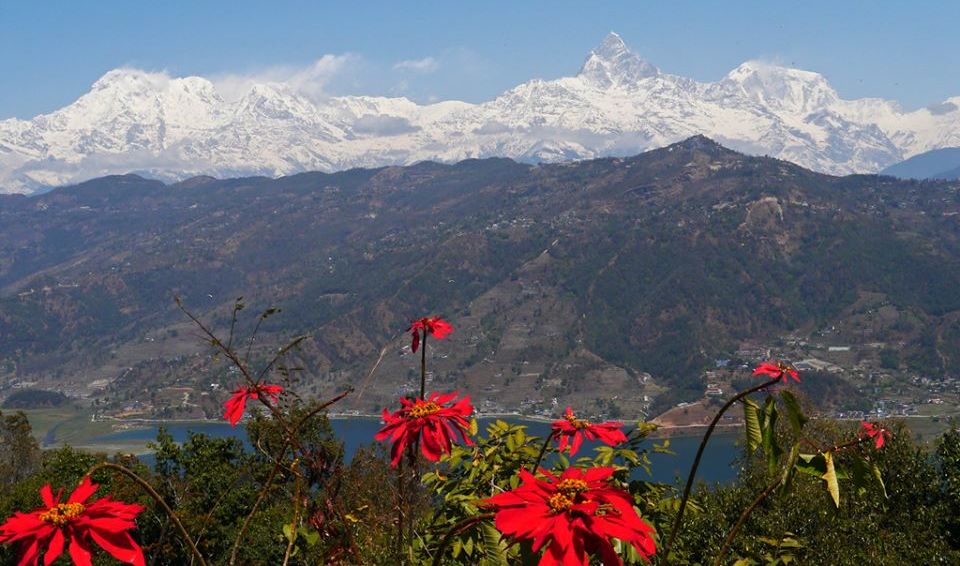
(92, 418), (743, 484)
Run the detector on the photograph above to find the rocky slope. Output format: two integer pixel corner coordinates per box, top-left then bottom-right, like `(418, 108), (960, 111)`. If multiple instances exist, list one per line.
(2, 138), (960, 417)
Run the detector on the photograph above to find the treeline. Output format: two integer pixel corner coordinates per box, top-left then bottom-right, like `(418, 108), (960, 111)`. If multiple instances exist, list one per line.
(1, 389), (69, 409)
(0, 410), (958, 564)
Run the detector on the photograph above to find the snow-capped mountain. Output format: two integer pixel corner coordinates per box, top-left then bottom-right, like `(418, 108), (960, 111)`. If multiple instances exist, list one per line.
(2, 32), (959, 194)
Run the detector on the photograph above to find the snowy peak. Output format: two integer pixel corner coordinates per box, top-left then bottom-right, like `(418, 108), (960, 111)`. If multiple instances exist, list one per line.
(90, 68), (172, 93)
(2, 31), (960, 194)
(235, 83), (313, 121)
(720, 61), (838, 115)
(577, 32), (659, 88)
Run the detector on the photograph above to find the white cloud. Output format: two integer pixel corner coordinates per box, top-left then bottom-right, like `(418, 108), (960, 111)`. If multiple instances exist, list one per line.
(352, 115), (420, 136)
(392, 57), (440, 74)
(211, 54), (357, 102)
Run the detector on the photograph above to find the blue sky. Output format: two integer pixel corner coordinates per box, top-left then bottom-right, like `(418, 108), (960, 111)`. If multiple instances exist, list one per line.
(1, 0), (957, 119)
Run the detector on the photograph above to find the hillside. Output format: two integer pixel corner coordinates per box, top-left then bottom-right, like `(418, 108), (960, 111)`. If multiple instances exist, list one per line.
(2, 137), (960, 420)
(882, 147), (960, 179)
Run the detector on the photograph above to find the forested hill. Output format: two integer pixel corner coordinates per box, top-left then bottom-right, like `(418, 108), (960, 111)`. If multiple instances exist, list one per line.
(2, 136), (960, 418)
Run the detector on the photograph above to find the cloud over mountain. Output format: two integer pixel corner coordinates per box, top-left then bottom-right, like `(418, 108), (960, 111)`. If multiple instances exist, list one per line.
(393, 57), (440, 73)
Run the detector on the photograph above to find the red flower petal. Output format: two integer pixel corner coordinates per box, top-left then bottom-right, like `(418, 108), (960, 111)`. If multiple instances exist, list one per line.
(0, 478), (145, 566)
(87, 528), (146, 566)
(551, 408), (626, 456)
(18, 537), (42, 566)
(375, 391), (474, 467)
(753, 361), (801, 383)
(428, 318), (454, 340)
(68, 477), (98, 505)
(39, 486), (55, 510)
(68, 535), (93, 566)
(484, 466), (656, 565)
(222, 384), (283, 426)
(223, 388), (249, 426)
(44, 528), (65, 565)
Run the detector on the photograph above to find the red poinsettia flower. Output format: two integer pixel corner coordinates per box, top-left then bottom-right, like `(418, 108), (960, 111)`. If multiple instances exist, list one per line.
(551, 407), (627, 456)
(223, 383), (284, 426)
(375, 391), (474, 467)
(753, 360), (800, 383)
(485, 466), (656, 566)
(408, 316), (454, 353)
(0, 476), (145, 566)
(860, 421), (891, 449)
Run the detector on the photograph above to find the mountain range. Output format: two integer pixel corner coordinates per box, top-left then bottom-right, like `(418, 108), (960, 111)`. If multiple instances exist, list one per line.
(2, 138), (960, 418)
(3, 32), (960, 195)
(882, 147), (960, 180)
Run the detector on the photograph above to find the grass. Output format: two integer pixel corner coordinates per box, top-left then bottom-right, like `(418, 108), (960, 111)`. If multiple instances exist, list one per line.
(902, 415), (957, 445)
(16, 406), (118, 447)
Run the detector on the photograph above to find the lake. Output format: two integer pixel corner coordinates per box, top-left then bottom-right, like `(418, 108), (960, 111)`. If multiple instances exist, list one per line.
(91, 418), (743, 484)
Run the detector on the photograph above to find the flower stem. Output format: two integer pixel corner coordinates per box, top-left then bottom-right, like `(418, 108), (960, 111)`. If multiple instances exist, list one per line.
(281, 460), (303, 566)
(430, 513), (495, 566)
(713, 474), (783, 566)
(531, 431), (557, 473)
(86, 462), (208, 566)
(420, 330), (428, 399)
(406, 445), (416, 552)
(396, 457), (406, 558)
(661, 376), (780, 562)
(229, 448), (287, 566)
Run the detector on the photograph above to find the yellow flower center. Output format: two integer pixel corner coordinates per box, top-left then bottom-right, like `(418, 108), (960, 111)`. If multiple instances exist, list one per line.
(39, 502), (85, 526)
(557, 478), (589, 495)
(408, 402), (441, 419)
(563, 413), (591, 430)
(548, 493), (574, 513)
(778, 362), (794, 373)
(548, 478), (590, 514)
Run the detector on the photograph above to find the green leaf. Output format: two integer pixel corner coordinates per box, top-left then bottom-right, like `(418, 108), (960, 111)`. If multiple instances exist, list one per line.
(512, 429), (525, 448)
(743, 398), (762, 453)
(872, 462), (888, 499)
(761, 398), (782, 476)
(779, 533), (803, 549)
(299, 528), (320, 547)
(282, 523), (295, 543)
(849, 455), (870, 496)
(480, 522), (509, 564)
(780, 390), (808, 433)
(469, 418), (479, 436)
(822, 451), (840, 507)
(795, 453), (827, 477)
(620, 448), (641, 466)
(779, 442), (801, 495)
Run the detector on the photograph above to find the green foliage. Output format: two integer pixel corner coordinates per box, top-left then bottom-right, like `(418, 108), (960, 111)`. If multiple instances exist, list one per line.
(0, 411), (40, 485)
(937, 426), (960, 548)
(675, 420), (957, 565)
(0, 390), (69, 409)
(416, 419), (665, 565)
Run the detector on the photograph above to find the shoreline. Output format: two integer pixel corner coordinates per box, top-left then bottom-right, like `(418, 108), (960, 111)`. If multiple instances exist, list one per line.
(54, 412), (950, 451)
(85, 411), (743, 439)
